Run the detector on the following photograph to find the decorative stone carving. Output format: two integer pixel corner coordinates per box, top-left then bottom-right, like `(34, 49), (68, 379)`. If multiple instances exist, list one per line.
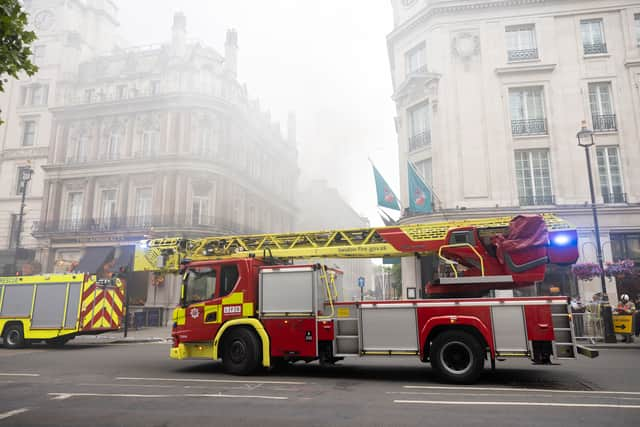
(451, 32), (480, 60)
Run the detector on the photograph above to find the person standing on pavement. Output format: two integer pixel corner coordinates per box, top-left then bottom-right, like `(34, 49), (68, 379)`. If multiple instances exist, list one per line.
(571, 296), (585, 338)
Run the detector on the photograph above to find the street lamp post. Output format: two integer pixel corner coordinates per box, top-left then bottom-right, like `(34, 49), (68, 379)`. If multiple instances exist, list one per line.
(13, 165), (34, 275)
(576, 122), (617, 343)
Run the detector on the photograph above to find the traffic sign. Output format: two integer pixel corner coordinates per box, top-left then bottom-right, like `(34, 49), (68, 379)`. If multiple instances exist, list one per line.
(358, 276), (365, 288)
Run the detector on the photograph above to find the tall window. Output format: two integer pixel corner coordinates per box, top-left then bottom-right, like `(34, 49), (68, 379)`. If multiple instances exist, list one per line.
(99, 189), (117, 227)
(66, 133), (89, 163)
(405, 44), (426, 75)
(515, 150), (553, 206)
(150, 80), (160, 95)
(611, 234), (640, 263)
(589, 82), (616, 131)
(31, 84), (48, 105)
(106, 132), (120, 160)
(141, 130), (159, 157)
(67, 192), (84, 228)
(414, 158), (432, 187)
(192, 190), (209, 226)
(506, 24), (538, 61)
(192, 127), (216, 156)
(509, 87), (546, 135)
(636, 14), (640, 46)
(84, 89), (94, 103)
(581, 19), (607, 54)
(116, 85), (127, 99)
(22, 120), (36, 146)
(596, 147), (624, 203)
(134, 187), (152, 226)
(408, 102), (430, 151)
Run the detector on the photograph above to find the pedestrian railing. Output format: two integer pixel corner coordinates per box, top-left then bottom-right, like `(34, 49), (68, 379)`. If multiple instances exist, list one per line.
(571, 312), (603, 343)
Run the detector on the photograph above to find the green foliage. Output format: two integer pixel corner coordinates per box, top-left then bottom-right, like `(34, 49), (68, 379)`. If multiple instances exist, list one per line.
(0, 0), (39, 124)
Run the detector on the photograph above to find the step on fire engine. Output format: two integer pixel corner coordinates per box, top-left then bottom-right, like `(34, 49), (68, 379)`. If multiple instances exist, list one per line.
(134, 214), (597, 384)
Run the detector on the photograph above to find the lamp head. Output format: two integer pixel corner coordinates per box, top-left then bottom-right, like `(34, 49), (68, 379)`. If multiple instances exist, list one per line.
(576, 120), (595, 147)
(21, 166), (33, 182)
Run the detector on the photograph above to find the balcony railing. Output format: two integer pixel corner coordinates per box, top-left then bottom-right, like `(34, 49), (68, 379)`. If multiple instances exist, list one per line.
(511, 118), (547, 136)
(602, 192), (627, 204)
(519, 194), (555, 206)
(33, 215), (265, 236)
(508, 48), (539, 61)
(583, 42), (607, 55)
(409, 131), (431, 151)
(592, 114), (617, 132)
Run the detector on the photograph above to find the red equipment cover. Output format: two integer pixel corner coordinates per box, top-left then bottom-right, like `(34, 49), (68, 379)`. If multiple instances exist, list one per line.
(494, 215), (548, 265)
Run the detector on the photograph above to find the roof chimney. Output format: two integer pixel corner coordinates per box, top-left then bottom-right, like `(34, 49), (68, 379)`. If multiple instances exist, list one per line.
(171, 12), (187, 57)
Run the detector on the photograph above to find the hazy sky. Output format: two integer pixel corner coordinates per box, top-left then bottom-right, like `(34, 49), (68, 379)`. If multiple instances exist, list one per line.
(117, 1), (398, 226)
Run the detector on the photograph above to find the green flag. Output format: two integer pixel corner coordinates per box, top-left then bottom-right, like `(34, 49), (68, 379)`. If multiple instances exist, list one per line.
(372, 165), (400, 211)
(408, 162), (432, 213)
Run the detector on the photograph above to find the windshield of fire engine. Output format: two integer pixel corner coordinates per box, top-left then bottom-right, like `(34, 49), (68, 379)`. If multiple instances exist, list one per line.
(185, 268), (217, 305)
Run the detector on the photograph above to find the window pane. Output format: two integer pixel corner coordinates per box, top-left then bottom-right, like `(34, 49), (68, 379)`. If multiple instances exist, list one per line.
(22, 121), (35, 146)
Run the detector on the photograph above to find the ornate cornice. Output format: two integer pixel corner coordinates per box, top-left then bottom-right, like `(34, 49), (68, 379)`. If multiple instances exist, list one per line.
(388, 0), (547, 43)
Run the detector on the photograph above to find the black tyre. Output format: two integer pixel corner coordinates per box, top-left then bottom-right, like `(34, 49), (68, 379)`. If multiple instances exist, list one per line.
(429, 330), (484, 384)
(3, 324), (25, 349)
(222, 328), (261, 375)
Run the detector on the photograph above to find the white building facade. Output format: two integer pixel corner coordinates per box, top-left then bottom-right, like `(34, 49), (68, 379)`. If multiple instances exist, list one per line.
(388, 0), (640, 301)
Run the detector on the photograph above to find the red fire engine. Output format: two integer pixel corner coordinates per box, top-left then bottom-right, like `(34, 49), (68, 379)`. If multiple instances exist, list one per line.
(133, 214), (596, 383)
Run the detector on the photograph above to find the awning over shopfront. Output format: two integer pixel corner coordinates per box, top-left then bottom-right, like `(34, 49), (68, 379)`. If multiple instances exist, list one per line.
(76, 247), (116, 275)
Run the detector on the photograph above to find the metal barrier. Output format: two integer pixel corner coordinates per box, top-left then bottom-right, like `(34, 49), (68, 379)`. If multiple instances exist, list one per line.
(571, 312), (603, 343)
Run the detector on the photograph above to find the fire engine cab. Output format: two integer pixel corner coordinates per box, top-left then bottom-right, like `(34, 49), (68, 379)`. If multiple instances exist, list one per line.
(134, 214), (596, 384)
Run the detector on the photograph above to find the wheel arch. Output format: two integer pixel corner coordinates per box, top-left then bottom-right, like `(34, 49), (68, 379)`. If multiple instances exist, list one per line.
(212, 319), (270, 368)
(420, 316), (494, 361)
(1, 320), (25, 337)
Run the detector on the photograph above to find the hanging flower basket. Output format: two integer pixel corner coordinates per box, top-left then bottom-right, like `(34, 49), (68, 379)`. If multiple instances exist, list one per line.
(571, 262), (603, 281)
(604, 260), (636, 278)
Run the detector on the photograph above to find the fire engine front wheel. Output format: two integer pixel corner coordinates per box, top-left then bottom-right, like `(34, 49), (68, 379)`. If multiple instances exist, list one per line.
(222, 328), (261, 375)
(429, 330), (484, 384)
(3, 324), (25, 349)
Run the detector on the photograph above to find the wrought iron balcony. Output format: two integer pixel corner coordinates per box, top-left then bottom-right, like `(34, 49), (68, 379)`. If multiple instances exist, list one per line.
(602, 192), (626, 204)
(508, 48), (539, 61)
(511, 118), (547, 136)
(409, 131), (431, 151)
(584, 43), (607, 55)
(592, 114), (617, 132)
(32, 215), (265, 236)
(519, 194), (555, 206)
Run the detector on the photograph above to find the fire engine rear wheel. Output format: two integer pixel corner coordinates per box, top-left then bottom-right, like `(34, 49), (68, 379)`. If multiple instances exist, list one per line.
(430, 330), (484, 384)
(3, 324), (25, 349)
(222, 328), (261, 375)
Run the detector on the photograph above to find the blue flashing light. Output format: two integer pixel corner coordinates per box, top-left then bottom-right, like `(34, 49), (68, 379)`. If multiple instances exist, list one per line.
(551, 233), (571, 246)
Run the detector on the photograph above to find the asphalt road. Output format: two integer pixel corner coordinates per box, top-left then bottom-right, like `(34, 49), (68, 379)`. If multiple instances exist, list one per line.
(0, 341), (638, 426)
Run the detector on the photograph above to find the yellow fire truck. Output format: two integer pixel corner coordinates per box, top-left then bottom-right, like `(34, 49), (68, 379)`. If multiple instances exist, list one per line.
(0, 273), (124, 348)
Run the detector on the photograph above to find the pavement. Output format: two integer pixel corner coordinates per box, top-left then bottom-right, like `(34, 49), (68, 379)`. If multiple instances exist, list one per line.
(72, 326), (172, 344)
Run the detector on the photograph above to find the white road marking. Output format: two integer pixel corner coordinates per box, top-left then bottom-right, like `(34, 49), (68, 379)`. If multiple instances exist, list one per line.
(77, 383), (175, 389)
(116, 376), (305, 385)
(394, 399), (640, 409)
(388, 391), (554, 398)
(0, 373), (40, 377)
(0, 408), (29, 420)
(403, 385), (640, 396)
(48, 392), (287, 401)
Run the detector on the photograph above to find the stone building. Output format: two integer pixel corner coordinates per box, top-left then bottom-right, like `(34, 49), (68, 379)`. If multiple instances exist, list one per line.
(387, 0), (640, 300)
(0, 0), (120, 272)
(0, 2), (299, 320)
